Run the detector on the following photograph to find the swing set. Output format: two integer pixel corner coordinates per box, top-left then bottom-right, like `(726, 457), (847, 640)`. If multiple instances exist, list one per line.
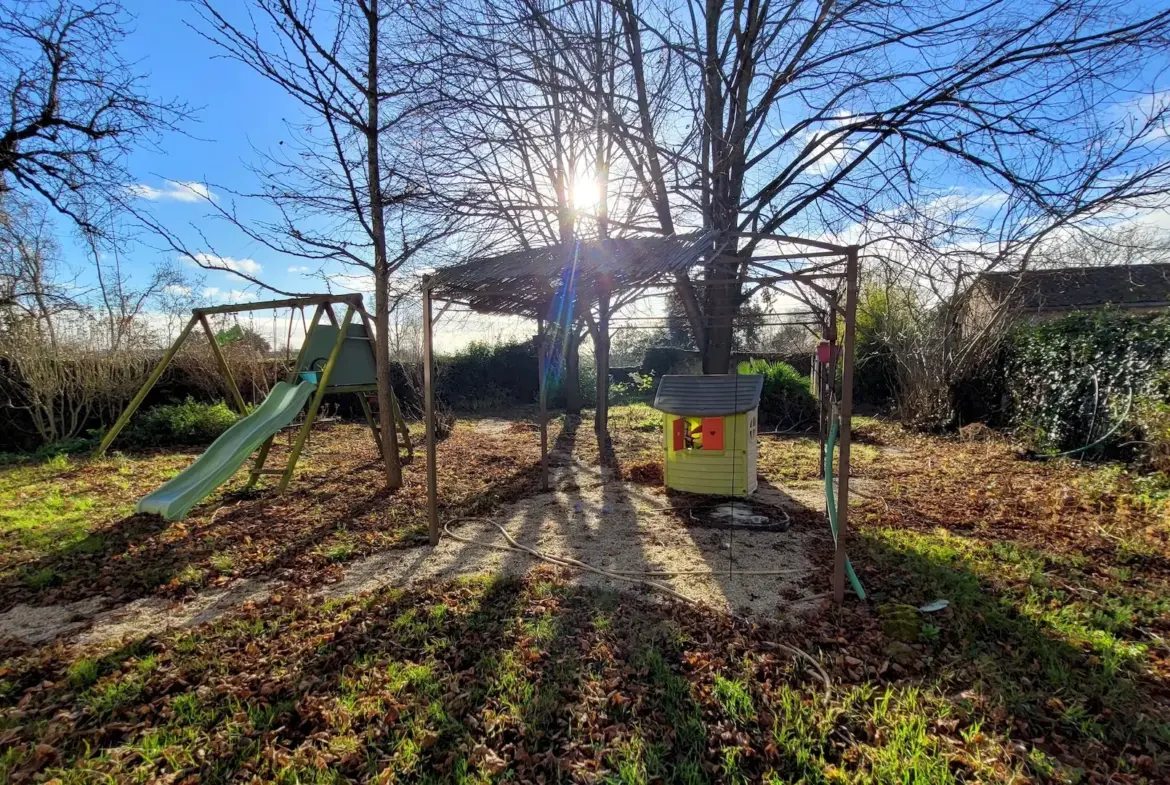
(94, 294), (410, 519)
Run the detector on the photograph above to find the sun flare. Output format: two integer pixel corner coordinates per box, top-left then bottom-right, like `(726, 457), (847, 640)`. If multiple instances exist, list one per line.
(571, 177), (601, 210)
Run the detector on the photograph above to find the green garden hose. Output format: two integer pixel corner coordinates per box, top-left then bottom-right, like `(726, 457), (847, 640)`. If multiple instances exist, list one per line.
(825, 416), (867, 600)
(1035, 387), (1134, 460)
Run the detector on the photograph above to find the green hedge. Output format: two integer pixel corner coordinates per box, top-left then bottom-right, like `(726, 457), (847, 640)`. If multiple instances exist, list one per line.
(737, 359), (818, 430)
(117, 399), (241, 449)
(1004, 310), (1170, 454)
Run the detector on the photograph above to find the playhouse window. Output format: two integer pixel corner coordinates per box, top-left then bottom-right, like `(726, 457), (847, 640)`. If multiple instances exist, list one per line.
(673, 417), (724, 451)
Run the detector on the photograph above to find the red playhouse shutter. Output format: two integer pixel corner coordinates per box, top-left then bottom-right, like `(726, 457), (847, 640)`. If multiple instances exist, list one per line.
(672, 418), (685, 451)
(701, 417), (724, 450)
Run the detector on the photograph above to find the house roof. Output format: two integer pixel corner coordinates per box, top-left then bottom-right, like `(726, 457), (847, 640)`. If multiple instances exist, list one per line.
(653, 374), (764, 416)
(977, 264), (1170, 311)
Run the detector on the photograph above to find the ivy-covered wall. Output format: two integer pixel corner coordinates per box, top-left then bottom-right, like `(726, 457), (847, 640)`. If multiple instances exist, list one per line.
(1002, 310), (1170, 454)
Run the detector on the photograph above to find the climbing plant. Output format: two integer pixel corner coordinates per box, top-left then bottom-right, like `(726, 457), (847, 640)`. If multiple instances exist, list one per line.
(1004, 310), (1170, 454)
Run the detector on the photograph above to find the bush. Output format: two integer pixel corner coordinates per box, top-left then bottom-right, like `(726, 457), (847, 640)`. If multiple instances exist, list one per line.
(437, 341), (539, 411)
(737, 359), (817, 429)
(1004, 310), (1170, 455)
(1135, 373), (1170, 473)
(117, 398), (240, 448)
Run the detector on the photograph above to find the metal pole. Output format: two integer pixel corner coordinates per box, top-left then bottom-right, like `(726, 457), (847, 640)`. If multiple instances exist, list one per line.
(278, 305), (355, 492)
(422, 277), (439, 545)
(537, 318), (549, 491)
(94, 314), (199, 456)
(833, 248), (860, 604)
(596, 282), (611, 453)
(198, 315), (248, 414)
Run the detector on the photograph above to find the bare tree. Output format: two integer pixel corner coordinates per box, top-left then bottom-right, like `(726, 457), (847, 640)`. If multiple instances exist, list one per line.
(0, 0), (188, 233)
(185, 0), (458, 489)
(0, 196), (82, 348)
(425, 0), (660, 416)
(465, 0), (1170, 374)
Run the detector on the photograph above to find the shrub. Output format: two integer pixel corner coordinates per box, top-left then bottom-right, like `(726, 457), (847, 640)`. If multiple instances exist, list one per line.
(1004, 310), (1170, 455)
(436, 341), (540, 411)
(737, 359), (817, 429)
(1134, 372), (1170, 473)
(117, 398), (240, 448)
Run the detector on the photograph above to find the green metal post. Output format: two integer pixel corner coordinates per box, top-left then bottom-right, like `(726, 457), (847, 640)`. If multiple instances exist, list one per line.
(277, 305), (355, 492)
(94, 314), (198, 456)
(199, 314), (248, 414)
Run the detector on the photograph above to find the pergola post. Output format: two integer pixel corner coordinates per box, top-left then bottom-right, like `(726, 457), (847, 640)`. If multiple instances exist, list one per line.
(537, 318), (549, 491)
(422, 276), (440, 546)
(832, 247), (860, 604)
(595, 280), (611, 453)
(94, 314), (199, 456)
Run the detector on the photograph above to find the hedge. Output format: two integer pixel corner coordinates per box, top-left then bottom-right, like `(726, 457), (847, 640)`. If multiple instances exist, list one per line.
(1002, 310), (1170, 454)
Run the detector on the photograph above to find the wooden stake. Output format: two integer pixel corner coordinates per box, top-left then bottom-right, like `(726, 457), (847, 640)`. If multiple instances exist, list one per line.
(422, 277), (439, 546)
(278, 305), (355, 492)
(199, 314), (248, 415)
(94, 315), (198, 456)
(833, 248), (860, 605)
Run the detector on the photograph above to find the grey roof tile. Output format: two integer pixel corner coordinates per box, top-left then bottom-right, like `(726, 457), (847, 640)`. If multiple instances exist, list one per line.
(653, 374), (763, 416)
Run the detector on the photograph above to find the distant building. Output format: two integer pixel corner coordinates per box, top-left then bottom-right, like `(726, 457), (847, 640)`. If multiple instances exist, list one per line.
(962, 263), (1170, 334)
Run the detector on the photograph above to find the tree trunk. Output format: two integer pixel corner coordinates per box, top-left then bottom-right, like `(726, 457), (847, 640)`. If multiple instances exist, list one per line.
(701, 257), (738, 374)
(564, 327), (582, 414)
(366, 0), (401, 489)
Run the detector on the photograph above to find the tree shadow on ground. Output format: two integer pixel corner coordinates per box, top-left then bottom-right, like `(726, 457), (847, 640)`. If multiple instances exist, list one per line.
(850, 529), (1170, 775)
(0, 422), (549, 612)
(4, 543), (1167, 780)
(1, 569), (763, 783)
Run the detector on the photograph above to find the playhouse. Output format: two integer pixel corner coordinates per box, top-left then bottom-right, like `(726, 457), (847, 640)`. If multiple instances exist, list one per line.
(652, 374), (763, 497)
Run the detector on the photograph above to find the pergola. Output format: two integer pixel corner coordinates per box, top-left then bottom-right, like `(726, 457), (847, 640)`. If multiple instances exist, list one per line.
(420, 233), (861, 603)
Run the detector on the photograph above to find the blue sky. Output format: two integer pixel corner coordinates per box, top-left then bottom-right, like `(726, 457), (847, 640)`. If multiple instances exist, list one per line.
(44, 0), (1170, 351)
(70, 1), (322, 302)
(49, 0), (534, 349)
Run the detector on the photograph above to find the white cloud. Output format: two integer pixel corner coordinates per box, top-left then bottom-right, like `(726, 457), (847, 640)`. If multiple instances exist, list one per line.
(185, 252), (262, 277)
(163, 284), (191, 296)
(288, 265), (311, 274)
(128, 180), (216, 202)
(197, 286), (256, 305)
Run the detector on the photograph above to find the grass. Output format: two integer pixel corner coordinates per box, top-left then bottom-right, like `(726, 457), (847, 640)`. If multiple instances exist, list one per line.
(2, 408), (1170, 782)
(0, 420), (544, 611)
(0, 568), (1020, 784)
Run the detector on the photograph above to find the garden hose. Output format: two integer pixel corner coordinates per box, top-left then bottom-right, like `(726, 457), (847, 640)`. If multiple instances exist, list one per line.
(825, 416), (867, 601)
(1035, 386), (1134, 460)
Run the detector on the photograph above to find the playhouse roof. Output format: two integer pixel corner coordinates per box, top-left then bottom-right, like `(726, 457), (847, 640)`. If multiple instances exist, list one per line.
(653, 375), (764, 416)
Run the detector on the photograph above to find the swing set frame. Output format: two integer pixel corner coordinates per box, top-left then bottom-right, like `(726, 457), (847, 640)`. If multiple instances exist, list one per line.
(94, 293), (411, 492)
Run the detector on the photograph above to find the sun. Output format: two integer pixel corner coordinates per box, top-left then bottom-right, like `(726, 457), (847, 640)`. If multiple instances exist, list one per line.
(571, 176), (601, 211)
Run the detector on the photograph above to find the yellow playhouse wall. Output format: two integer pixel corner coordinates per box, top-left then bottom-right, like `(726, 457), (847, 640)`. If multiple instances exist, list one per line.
(662, 411), (758, 496)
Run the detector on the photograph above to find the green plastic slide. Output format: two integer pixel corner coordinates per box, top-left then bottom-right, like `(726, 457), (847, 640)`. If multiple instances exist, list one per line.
(137, 381), (317, 521)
